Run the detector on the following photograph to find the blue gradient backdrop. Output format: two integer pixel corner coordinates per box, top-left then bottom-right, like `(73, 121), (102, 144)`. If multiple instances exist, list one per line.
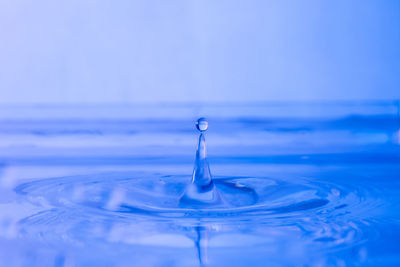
(0, 0), (399, 103)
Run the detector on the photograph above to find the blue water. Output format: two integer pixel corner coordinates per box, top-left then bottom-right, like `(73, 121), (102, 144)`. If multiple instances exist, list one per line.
(0, 102), (399, 266)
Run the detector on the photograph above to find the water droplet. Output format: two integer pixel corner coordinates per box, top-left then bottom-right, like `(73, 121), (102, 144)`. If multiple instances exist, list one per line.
(196, 118), (208, 132)
(180, 118), (221, 207)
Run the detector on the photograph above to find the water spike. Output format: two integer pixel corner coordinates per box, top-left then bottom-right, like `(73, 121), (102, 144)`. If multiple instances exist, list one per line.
(192, 133), (212, 187)
(179, 118), (222, 207)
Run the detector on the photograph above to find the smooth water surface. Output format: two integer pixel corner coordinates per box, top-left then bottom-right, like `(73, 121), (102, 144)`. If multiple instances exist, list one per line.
(0, 102), (399, 266)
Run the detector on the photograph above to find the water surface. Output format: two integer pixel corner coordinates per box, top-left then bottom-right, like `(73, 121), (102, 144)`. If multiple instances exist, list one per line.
(0, 102), (399, 266)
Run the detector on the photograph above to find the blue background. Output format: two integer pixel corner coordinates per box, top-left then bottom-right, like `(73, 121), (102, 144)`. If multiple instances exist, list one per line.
(0, 0), (399, 103)
(0, 2), (400, 266)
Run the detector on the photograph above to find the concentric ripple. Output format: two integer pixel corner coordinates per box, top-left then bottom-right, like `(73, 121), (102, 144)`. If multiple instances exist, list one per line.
(16, 172), (333, 217)
(14, 171), (382, 254)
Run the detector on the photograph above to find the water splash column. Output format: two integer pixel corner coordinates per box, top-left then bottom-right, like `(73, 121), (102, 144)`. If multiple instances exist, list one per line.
(193, 119), (212, 187)
(180, 118), (222, 207)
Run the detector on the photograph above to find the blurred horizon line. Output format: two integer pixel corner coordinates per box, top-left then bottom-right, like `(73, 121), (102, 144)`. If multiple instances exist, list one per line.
(0, 99), (399, 108)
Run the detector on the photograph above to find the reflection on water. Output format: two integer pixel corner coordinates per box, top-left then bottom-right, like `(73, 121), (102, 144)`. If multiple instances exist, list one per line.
(0, 102), (400, 266)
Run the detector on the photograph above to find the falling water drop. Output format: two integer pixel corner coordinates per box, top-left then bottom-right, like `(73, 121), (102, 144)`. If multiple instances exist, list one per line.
(179, 118), (222, 207)
(196, 117), (209, 132)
